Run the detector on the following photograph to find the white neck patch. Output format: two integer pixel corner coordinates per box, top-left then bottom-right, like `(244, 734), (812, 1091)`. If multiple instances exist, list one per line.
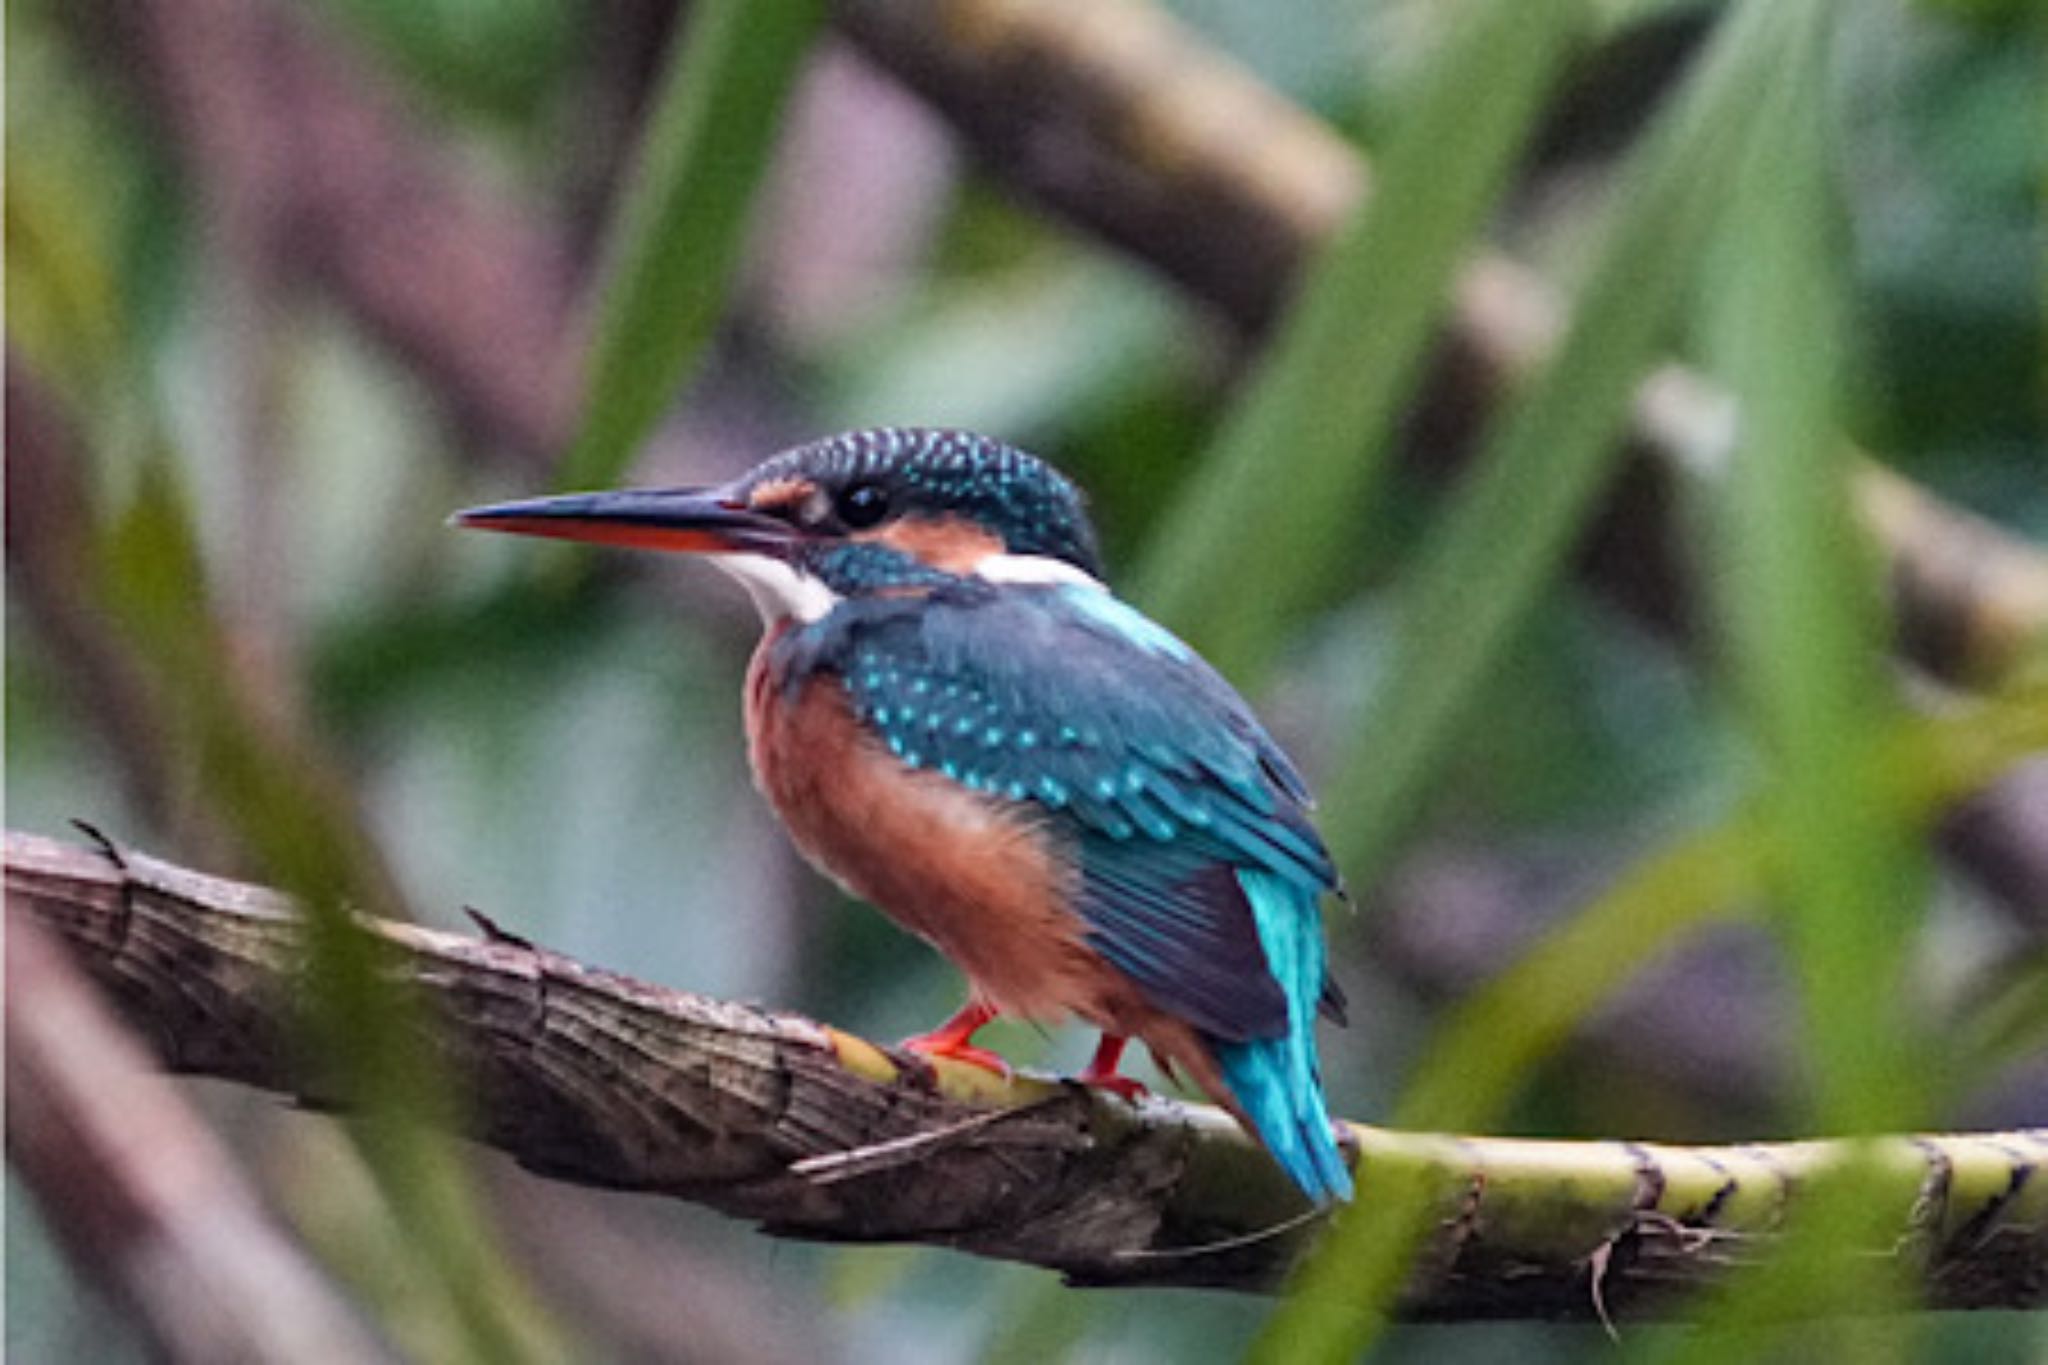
(972, 552), (1107, 593)
(708, 553), (839, 625)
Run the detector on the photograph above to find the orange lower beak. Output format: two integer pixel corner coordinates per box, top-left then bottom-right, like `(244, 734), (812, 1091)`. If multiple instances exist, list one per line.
(451, 488), (801, 558)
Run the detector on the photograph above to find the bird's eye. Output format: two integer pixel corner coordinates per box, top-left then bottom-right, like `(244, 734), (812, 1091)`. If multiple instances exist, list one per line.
(835, 482), (890, 529)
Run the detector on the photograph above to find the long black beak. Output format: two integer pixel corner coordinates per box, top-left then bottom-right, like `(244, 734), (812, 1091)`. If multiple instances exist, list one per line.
(450, 487), (801, 558)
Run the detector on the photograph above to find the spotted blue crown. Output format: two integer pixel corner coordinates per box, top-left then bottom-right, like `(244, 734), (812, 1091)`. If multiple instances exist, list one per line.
(742, 428), (1103, 577)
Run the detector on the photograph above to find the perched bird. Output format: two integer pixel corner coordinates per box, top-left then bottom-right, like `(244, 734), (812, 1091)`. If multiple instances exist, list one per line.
(455, 428), (1353, 1203)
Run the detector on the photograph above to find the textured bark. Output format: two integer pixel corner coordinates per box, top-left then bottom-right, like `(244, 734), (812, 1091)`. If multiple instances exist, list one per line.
(10, 828), (2046, 1321)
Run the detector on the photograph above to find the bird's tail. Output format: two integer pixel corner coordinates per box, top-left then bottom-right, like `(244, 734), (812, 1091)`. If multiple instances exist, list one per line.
(1214, 870), (1354, 1206)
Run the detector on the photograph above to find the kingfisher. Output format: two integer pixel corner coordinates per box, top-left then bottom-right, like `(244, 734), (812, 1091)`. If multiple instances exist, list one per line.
(454, 428), (1353, 1204)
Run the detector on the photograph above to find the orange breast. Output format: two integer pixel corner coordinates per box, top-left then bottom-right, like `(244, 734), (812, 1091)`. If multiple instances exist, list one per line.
(745, 647), (1076, 1018)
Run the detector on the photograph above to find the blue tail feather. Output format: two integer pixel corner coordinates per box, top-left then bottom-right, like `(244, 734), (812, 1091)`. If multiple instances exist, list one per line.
(1217, 870), (1353, 1205)
(1215, 1037), (1353, 1205)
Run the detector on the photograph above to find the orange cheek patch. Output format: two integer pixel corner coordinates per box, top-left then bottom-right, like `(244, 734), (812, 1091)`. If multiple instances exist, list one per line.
(746, 477), (820, 516)
(460, 516), (737, 554)
(867, 517), (1004, 573)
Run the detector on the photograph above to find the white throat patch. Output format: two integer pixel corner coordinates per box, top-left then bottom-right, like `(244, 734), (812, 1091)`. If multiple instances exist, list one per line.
(706, 549), (1100, 625)
(972, 552), (1107, 592)
(708, 553), (839, 625)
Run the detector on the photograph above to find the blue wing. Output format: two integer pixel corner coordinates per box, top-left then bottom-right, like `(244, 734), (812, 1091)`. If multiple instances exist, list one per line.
(774, 579), (1342, 1046)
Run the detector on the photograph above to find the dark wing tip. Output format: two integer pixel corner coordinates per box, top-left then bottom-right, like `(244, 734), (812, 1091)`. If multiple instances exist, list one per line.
(1318, 974), (1349, 1027)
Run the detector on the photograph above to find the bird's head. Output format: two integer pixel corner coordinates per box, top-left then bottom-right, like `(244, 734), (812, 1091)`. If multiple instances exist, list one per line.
(453, 428), (1104, 623)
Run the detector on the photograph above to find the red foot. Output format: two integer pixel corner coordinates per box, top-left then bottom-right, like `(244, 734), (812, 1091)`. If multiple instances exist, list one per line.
(901, 999), (1012, 1078)
(1077, 1034), (1150, 1103)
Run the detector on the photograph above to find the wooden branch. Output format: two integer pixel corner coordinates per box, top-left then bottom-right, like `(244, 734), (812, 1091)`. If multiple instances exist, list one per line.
(11, 828), (2046, 1321)
(6, 911), (396, 1362)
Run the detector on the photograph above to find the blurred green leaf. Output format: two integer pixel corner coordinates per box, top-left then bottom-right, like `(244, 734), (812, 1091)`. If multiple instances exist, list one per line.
(320, 0), (583, 120)
(1317, 0), (1829, 889)
(1133, 0), (1593, 680)
(1703, 2), (1923, 1139)
(1910, 0), (2040, 27)
(6, 104), (129, 409)
(976, 1270), (1097, 1365)
(1662, 6), (1928, 1353)
(1955, 949), (2048, 1080)
(560, 0), (824, 491)
(824, 257), (1187, 445)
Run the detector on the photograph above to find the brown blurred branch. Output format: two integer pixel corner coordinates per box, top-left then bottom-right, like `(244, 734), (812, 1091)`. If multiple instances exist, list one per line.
(832, 0), (2048, 689)
(1942, 759), (2048, 933)
(6, 912), (395, 1362)
(84, 0), (577, 464)
(11, 828), (2048, 1320)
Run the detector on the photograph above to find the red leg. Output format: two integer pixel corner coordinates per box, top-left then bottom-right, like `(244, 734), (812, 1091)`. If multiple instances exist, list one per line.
(1077, 1034), (1149, 1103)
(901, 999), (1011, 1077)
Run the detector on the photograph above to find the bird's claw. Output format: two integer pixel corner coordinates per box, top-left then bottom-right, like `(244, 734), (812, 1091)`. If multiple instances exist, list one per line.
(1074, 1033), (1147, 1102)
(901, 1033), (1015, 1080)
(1077, 1070), (1149, 1104)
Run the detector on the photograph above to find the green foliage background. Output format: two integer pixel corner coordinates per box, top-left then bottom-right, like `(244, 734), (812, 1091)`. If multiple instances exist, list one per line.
(7, 0), (2045, 1359)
